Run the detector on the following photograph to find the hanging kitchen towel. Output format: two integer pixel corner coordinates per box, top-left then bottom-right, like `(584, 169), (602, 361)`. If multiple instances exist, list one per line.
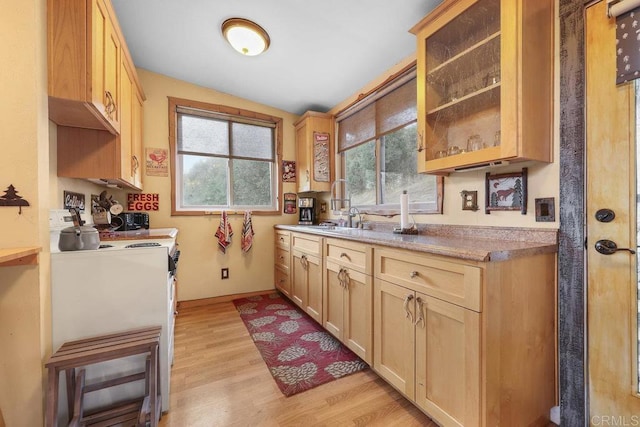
(241, 210), (255, 253)
(215, 211), (233, 254)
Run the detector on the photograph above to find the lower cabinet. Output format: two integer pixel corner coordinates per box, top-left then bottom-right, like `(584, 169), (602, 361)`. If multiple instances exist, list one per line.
(324, 260), (372, 364)
(291, 233), (323, 323)
(274, 229), (556, 426)
(373, 278), (416, 398)
(274, 230), (291, 297)
(415, 291), (481, 426)
(374, 278), (481, 426)
(374, 246), (555, 427)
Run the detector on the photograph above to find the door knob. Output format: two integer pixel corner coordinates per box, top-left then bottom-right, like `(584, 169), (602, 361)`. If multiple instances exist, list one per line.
(594, 239), (636, 255)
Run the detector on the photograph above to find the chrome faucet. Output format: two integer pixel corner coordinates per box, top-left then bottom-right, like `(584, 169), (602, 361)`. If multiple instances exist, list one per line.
(348, 206), (362, 228)
(330, 179), (349, 210)
(330, 179), (351, 224)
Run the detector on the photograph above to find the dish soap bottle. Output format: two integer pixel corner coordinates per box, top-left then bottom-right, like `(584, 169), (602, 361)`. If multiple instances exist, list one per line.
(338, 211), (346, 227)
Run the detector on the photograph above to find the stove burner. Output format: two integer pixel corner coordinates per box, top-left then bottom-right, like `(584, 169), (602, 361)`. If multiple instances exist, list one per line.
(125, 242), (162, 248)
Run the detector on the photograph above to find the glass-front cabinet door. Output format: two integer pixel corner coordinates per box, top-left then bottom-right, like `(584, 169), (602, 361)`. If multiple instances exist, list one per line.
(411, 0), (554, 174)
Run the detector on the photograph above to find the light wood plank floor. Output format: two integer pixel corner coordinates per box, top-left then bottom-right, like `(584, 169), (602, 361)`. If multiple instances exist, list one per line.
(159, 301), (436, 427)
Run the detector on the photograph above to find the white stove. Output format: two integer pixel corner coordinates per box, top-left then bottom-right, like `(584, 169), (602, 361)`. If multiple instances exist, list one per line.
(49, 209), (176, 254)
(48, 209), (177, 421)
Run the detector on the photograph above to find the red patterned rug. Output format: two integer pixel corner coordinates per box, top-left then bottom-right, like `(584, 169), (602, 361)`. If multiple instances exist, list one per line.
(233, 292), (368, 396)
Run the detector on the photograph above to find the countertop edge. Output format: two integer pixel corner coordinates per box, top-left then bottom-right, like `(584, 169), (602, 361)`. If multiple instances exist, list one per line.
(274, 225), (558, 262)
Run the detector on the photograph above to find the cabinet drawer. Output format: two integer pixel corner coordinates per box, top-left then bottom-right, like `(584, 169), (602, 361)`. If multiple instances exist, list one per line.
(291, 232), (322, 256)
(275, 230), (290, 249)
(275, 246), (290, 270)
(275, 265), (290, 294)
(375, 248), (482, 312)
(325, 238), (371, 274)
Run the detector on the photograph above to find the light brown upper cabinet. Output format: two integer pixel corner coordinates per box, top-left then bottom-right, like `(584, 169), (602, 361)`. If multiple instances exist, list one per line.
(50, 0), (145, 190)
(411, 0), (554, 174)
(294, 111), (333, 192)
(48, 0), (124, 134)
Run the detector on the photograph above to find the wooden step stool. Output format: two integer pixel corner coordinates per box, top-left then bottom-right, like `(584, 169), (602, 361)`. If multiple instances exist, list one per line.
(45, 326), (162, 427)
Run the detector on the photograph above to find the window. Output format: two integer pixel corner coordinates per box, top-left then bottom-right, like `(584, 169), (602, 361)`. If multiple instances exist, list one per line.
(337, 69), (442, 214)
(169, 97), (282, 214)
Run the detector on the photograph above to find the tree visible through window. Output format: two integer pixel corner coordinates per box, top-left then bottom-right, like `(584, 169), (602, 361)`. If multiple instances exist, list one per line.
(338, 71), (440, 213)
(169, 98), (282, 214)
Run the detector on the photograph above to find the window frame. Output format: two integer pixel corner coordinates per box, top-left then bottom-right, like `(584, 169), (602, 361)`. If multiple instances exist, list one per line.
(336, 66), (443, 216)
(169, 97), (283, 216)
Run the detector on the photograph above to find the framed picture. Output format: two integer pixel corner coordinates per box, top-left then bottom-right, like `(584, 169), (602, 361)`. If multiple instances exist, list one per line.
(63, 190), (85, 212)
(282, 160), (296, 182)
(283, 193), (297, 214)
(313, 132), (330, 182)
(485, 168), (527, 214)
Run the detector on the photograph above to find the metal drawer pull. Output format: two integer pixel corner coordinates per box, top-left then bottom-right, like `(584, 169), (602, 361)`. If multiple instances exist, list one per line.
(413, 297), (425, 328)
(340, 252), (351, 260)
(410, 271), (419, 278)
(403, 294), (414, 323)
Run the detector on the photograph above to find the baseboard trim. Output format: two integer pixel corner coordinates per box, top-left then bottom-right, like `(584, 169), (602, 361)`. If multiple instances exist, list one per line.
(178, 289), (276, 309)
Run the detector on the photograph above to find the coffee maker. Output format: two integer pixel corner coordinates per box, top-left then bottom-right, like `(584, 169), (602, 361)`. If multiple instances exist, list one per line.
(298, 197), (316, 225)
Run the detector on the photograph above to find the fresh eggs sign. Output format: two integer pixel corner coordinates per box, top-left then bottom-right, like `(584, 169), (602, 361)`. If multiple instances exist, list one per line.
(127, 193), (159, 211)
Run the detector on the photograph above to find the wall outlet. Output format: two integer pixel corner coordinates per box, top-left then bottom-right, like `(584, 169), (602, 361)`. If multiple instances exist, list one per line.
(221, 268), (229, 280)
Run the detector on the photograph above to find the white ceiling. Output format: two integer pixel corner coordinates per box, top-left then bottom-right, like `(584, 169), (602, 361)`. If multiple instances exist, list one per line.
(111, 0), (442, 116)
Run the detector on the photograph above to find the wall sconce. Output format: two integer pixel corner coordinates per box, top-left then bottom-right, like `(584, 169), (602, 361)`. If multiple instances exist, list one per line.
(222, 18), (270, 56)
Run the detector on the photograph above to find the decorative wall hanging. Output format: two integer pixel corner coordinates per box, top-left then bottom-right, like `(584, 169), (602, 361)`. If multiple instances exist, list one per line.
(127, 193), (159, 211)
(0, 184), (30, 214)
(485, 168), (527, 215)
(145, 148), (169, 177)
(63, 191), (85, 212)
(535, 197), (555, 222)
(283, 193), (296, 214)
(282, 160), (296, 182)
(313, 132), (330, 182)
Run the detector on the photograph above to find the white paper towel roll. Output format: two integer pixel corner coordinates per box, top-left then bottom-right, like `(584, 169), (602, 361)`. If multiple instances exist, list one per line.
(400, 190), (409, 229)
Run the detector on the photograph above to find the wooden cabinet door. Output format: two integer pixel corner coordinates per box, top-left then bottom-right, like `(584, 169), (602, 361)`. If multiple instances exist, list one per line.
(294, 112), (332, 192)
(120, 59), (134, 185)
(291, 251), (307, 309)
(132, 90), (144, 189)
(373, 278), (415, 399)
(295, 120), (310, 192)
(343, 267), (372, 364)
(91, 0), (120, 132)
(305, 254), (322, 324)
(324, 260), (345, 340)
(414, 293), (481, 427)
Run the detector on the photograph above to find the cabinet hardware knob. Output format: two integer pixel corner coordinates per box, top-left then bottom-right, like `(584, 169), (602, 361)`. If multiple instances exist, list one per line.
(340, 252), (351, 260)
(410, 271), (419, 278)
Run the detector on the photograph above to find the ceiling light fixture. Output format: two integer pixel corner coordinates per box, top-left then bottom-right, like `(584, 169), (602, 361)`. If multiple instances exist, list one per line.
(221, 18), (270, 56)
